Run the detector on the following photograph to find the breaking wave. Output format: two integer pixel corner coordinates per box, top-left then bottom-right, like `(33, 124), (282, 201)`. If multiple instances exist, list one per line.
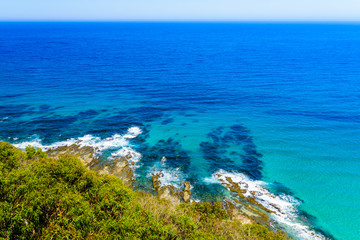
(205, 169), (326, 240)
(13, 126), (143, 163)
(147, 155), (188, 189)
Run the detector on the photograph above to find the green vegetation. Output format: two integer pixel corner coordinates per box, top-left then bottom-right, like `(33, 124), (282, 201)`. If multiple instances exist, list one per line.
(0, 141), (290, 239)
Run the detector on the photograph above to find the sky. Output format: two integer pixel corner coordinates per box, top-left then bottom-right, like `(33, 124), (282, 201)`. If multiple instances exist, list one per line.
(0, 0), (359, 22)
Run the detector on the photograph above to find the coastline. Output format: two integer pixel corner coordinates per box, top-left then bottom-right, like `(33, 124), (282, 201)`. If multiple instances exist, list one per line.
(10, 130), (328, 240)
(1, 140), (293, 239)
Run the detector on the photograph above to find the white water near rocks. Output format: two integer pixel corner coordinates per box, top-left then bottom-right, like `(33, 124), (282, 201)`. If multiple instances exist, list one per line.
(13, 126), (143, 164)
(205, 170), (326, 240)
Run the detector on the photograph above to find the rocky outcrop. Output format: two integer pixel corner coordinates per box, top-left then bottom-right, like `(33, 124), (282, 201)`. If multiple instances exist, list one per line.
(47, 144), (100, 168)
(180, 182), (191, 203)
(46, 144), (274, 227)
(47, 144), (134, 187)
(93, 157), (135, 188)
(217, 174), (273, 226)
(151, 172), (192, 205)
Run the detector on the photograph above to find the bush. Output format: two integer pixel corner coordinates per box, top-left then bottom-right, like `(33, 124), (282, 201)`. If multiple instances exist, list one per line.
(0, 141), (25, 173)
(191, 201), (229, 221)
(0, 142), (291, 240)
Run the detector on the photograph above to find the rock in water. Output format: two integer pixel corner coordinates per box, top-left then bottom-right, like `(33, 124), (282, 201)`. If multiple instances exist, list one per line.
(161, 156), (166, 165)
(151, 172), (192, 205)
(181, 182), (191, 203)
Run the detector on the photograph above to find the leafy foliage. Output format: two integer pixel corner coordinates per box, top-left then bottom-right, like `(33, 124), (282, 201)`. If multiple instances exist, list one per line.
(0, 141), (291, 239)
(191, 201), (229, 221)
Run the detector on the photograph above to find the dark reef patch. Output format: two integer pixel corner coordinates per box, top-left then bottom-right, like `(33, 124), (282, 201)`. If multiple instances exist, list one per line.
(200, 124), (263, 180)
(38, 104), (64, 113)
(137, 137), (191, 172)
(0, 93), (26, 99)
(77, 109), (99, 119)
(39, 104), (51, 112)
(297, 210), (336, 240)
(0, 103), (66, 119)
(161, 118), (174, 125)
(134, 136), (193, 191)
(269, 181), (295, 196)
(190, 182), (228, 202)
(0, 105), (100, 142)
(124, 106), (165, 122)
(21, 115), (80, 143)
(89, 114), (138, 135)
(0, 104), (33, 118)
(87, 106), (165, 136)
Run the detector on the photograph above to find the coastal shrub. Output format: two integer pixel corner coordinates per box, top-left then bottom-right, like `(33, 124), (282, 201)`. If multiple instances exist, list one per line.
(191, 201), (229, 221)
(25, 145), (46, 160)
(242, 224), (290, 240)
(0, 141), (25, 173)
(0, 142), (291, 240)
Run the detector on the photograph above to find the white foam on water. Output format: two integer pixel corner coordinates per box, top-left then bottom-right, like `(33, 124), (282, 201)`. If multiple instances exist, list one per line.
(0, 117), (9, 122)
(124, 126), (142, 138)
(13, 127), (143, 165)
(149, 165), (187, 189)
(111, 147), (142, 164)
(206, 169), (326, 240)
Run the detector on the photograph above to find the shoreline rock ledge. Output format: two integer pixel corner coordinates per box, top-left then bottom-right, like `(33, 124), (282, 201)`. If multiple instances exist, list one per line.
(45, 144), (284, 229)
(47, 144), (192, 203)
(151, 172), (192, 205)
(46, 144), (135, 188)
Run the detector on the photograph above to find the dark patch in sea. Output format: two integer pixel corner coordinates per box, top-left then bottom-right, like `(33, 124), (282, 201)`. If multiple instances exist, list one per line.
(190, 183), (227, 202)
(77, 110), (99, 119)
(269, 181), (295, 196)
(39, 104), (51, 112)
(21, 115), (79, 143)
(38, 104), (64, 113)
(88, 106), (165, 136)
(0, 104), (34, 118)
(0, 93), (26, 99)
(200, 124), (263, 180)
(135, 137), (191, 183)
(297, 210), (336, 240)
(161, 118), (174, 125)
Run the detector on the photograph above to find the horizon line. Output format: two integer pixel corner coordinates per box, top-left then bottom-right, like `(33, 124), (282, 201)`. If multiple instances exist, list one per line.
(0, 19), (360, 24)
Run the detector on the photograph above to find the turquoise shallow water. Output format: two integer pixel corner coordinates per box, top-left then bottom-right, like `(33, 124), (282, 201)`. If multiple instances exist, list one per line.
(1, 22), (360, 239)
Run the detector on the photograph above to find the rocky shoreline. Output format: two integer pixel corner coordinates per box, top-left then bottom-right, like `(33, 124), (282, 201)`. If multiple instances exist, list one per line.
(46, 143), (280, 228)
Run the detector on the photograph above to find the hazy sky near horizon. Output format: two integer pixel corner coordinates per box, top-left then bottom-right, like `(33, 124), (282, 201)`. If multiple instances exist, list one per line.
(0, 0), (359, 21)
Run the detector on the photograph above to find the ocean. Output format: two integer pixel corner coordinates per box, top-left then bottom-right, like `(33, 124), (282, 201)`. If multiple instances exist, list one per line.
(0, 22), (359, 239)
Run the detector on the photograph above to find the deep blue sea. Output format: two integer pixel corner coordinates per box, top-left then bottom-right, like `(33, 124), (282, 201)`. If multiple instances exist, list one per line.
(1, 22), (360, 239)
